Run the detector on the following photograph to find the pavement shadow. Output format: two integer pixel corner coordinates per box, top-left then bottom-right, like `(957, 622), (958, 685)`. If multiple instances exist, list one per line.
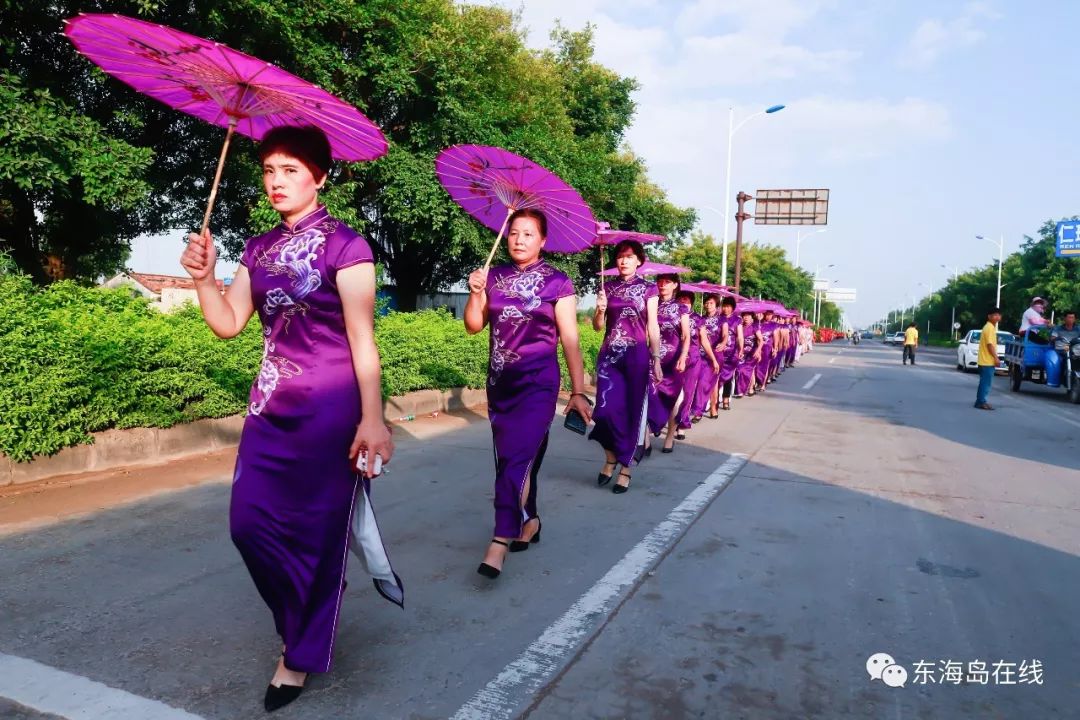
(798, 344), (1079, 472)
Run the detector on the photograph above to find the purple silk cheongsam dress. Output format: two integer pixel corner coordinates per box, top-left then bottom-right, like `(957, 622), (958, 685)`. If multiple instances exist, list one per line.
(719, 312), (741, 385)
(755, 321), (775, 385)
(485, 260), (574, 538)
(647, 299), (690, 434)
(691, 313), (723, 417)
(232, 206), (403, 675)
(589, 276), (658, 466)
(677, 310), (704, 429)
(736, 321), (758, 396)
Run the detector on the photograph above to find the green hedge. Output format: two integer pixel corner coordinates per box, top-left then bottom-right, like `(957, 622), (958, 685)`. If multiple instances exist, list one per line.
(0, 275), (605, 462)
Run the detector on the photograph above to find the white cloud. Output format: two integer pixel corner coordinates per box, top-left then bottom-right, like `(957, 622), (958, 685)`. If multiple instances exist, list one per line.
(674, 0), (826, 36)
(671, 33), (860, 88)
(899, 2), (1000, 69)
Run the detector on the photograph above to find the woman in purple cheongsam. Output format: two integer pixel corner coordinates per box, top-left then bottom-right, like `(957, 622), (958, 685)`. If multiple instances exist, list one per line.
(676, 291), (719, 435)
(589, 240), (662, 494)
(715, 296), (743, 411)
(690, 294), (724, 420)
(735, 310), (763, 397)
(180, 126), (401, 713)
(464, 209), (592, 579)
(647, 274), (691, 453)
(754, 310), (776, 393)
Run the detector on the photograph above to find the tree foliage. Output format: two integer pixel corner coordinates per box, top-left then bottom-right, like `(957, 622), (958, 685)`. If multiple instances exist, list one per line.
(881, 218), (1080, 335)
(1, 1), (694, 302)
(0, 71), (154, 281)
(660, 231), (842, 325)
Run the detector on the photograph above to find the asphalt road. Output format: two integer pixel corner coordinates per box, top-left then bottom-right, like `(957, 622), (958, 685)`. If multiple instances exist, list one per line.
(1, 340), (1077, 719)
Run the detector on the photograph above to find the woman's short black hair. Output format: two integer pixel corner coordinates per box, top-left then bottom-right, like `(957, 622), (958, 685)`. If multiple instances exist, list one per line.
(612, 239), (646, 264)
(656, 273), (681, 295)
(509, 208), (548, 238)
(258, 126), (332, 181)
(703, 294), (719, 305)
(676, 290), (694, 302)
(721, 296), (737, 308)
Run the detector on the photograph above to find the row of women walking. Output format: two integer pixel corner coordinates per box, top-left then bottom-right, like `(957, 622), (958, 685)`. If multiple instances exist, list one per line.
(180, 125), (812, 712)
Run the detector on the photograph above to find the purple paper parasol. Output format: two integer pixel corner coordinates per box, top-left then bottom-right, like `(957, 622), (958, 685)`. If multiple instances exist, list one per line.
(593, 224), (666, 289)
(435, 145), (598, 269)
(65, 13), (388, 233)
(594, 227), (667, 246)
(600, 261), (689, 277)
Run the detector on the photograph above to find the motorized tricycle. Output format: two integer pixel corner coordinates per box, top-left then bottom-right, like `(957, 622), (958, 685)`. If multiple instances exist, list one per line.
(1003, 327), (1080, 403)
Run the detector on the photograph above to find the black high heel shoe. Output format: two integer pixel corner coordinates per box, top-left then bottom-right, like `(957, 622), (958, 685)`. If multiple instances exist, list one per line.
(613, 470), (632, 494)
(264, 678), (305, 712)
(509, 518), (541, 552)
(597, 462), (616, 487)
(477, 539), (509, 578)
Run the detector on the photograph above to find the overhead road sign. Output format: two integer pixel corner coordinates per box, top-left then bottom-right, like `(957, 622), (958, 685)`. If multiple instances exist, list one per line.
(754, 189), (829, 225)
(1056, 221), (1080, 258)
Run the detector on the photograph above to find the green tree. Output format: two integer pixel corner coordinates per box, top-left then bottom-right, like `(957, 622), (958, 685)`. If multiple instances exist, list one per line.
(2, 1), (694, 304)
(663, 232), (817, 315)
(883, 217), (1080, 336)
(0, 72), (153, 281)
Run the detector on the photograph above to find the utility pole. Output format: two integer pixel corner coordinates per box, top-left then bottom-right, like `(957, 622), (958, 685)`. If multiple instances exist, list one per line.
(733, 191), (751, 294)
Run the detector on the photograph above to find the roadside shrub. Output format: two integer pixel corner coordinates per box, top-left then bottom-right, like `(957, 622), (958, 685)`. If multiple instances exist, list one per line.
(0, 275), (608, 462)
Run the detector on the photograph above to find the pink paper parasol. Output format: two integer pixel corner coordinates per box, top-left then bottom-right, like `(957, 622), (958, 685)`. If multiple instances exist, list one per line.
(435, 145), (598, 270)
(594, 226), (667, 246)
(64, 13), (388, 234)
(593, 223), (666, 289)
(600, 261), (689, 277)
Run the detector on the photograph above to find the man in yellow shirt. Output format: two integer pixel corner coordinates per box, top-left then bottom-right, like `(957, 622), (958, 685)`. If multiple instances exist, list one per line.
(902, 323), (919, 365)
(975, 307), (1002, 410)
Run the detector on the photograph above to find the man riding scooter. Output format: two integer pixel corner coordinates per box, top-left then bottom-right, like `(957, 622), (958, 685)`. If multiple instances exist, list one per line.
(1045, 311), (1079, 388)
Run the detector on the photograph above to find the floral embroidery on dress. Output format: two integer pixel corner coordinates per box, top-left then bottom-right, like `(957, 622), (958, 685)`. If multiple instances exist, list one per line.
(488, 336), (521, 385)
(250, 330), (303, 416)
(495, 264), (553, 312)
(497, 305), (531, 330)
(266, 228), (325, 300)
(263, 287), (296, 316)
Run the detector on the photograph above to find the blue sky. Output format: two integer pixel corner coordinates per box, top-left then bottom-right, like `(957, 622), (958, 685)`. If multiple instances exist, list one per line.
(132, 1), (1079, 326)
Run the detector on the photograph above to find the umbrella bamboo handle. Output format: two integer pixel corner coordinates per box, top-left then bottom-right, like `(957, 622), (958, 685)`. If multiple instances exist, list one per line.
(482, 209), (513, 272)
(600, 246), (605, 292)
(199, 121), (237, 238)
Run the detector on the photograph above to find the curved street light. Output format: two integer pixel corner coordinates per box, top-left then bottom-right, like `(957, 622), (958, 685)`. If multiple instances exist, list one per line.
(795, 228), (826, 267)
(975, 234), (1004, 308)
(720, 103), (786, 286)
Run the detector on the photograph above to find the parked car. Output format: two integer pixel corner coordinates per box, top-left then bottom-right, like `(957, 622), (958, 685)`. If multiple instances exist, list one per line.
(956, 329), (1013, 372)
(884, 332), (904, 345)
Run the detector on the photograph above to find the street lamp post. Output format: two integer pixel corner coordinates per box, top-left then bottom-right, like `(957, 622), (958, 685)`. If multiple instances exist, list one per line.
(941, 264), (959, 339)
(795, 228), (825, 267)
(812, 262), (833, 325)
(975, 234), (1004, 308)
(720, 104), (785, 285)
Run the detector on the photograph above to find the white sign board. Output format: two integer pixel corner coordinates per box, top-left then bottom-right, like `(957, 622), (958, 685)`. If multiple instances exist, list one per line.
(825, 287), (857, 303)
(813, 279), (830, 291)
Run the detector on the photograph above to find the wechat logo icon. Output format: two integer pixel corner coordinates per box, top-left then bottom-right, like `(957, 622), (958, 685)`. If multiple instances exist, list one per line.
(867, 652), (907, 688)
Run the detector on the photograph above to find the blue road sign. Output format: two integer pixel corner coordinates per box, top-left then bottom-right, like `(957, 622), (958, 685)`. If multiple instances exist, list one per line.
(1057, 221), (1080, 258)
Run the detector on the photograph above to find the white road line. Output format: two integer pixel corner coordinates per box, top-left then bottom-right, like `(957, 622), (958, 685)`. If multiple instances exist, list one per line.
(450, 454), (749, 720)
(0, 653), (205, 720)
(803, 373), (822, 390)
(828, 357), (837, 364)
